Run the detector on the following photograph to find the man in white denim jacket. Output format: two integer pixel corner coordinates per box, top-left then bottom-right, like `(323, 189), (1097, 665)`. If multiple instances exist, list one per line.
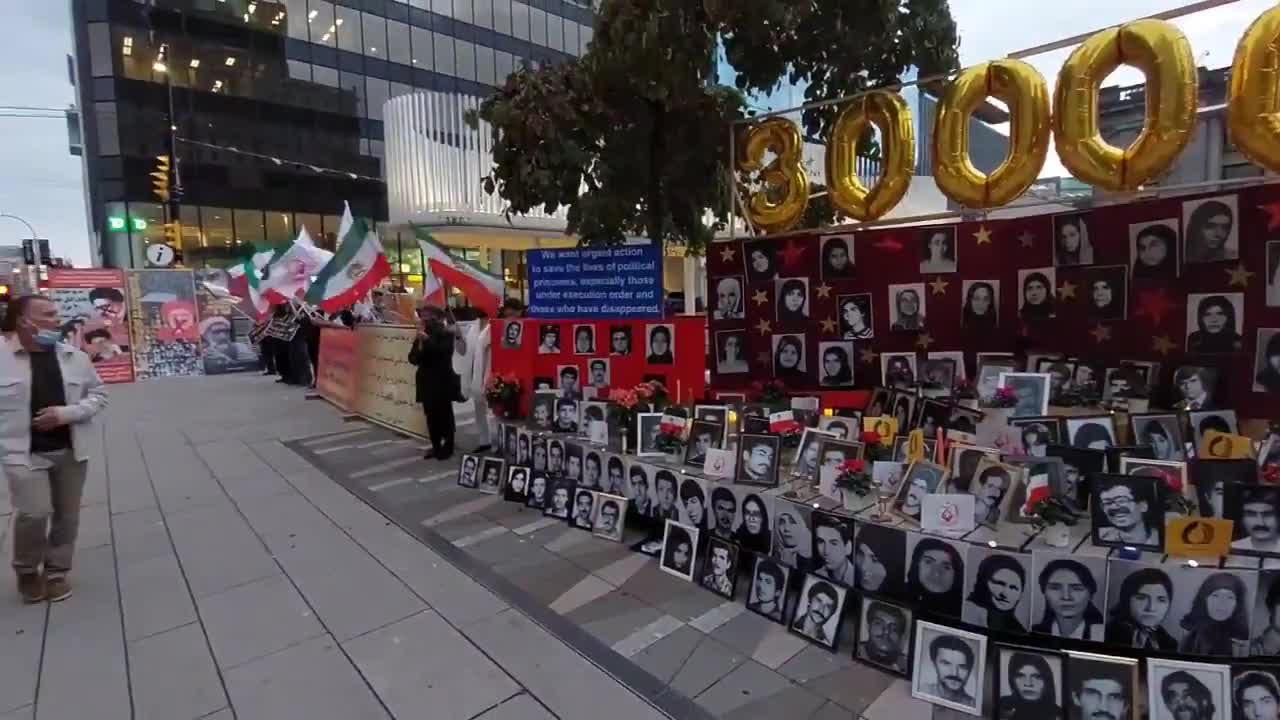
(0, 295), (108, 603)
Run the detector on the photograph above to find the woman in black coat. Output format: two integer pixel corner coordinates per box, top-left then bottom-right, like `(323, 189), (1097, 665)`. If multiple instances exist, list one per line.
(408, 305), (460, 460)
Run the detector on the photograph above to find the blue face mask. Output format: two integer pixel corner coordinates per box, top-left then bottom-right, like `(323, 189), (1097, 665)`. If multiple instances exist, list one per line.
(34, 329), (61, 347)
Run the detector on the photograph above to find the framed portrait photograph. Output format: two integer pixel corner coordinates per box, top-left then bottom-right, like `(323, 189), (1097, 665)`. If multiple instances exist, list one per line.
(552, 398), (579, 434)
(893, 461), (947, 523)
(892, 436), (936, 463)
(853, 522), (906, 597)
(977, 363), (1017, 406)
(659, 520), (700, 582)
(946, 443), (1001, 493)
(743, 238), (778, 284)
(1147, 659), (1230, 720)
(457, 454), (480, 489)
(683, 419), (724, 469)
(930, 350), (968, 380)
(729, 487), (773, 557)
(601, 454), (627, 496)
(997, 372), (1051, 417)
(911, 621), (986, 715)
(1255, 328), (1280, 393)
(736, 434), (782, 487)
(1226, 483), (1280, 557)
(711, 276), (745, 321)
(961, 280), (999, 329)
(531, 436), (548, 473)
(920, 357), (957, 392)
(1017, 267), (1057, 322)
(919, 226), (959, 274)
(635, 412), (664, 458)
(525, 472), (550, 510)
(571, 324), (596, 355)
(816, 439), (865, 479)
(1190, 409), (1238, 448)
(865, 387), (892, 417)
(1130, 413), (1187, 461)
(789, 572), (849, 651)
(818, 414), (858, 441)
(969, 459), (1023, 526)
(477, 457), (505, 495)
(529, 390), (558, 430)
(915, 399), (954, 438)
(888, 392), (917, 436)
(651, 469), (681, 522)
(1084, 265), (1128, 321)
(502, 424), (519, 464)
(1045, 445), (1104, 510)
(882, 352), (918, 387)
(1030, 552), (1107, 641)
(771, 499), (813, 571)
(1176, 367), (1220, 411)
(1001, 456), (1065, 524)
(504, 466), (530, 503)
(583, 359), (610, 392)
(1103, 559), (1184, 651)
(606, 325), (632, 356)
(856, 597), (912, 675)
(747, 554), (791, 624)
(963, 549), (1032, 633)
(543, 479), (574, 519)
(995, 645), (1064, 720)
(591, 493), (627, 542)
(694, 403), (729, 429)
(713, 329), (749, 375)
(772, 333), (807, 379)
(820, 233), (856, 279)
(776, 277), (810, 323)
(644, 323), (675, 365)
(699, 537), (741, 599)
(624, 461), (654, 517)
(1053, 212), (1094, 267)
(904, 534), (966, 617)
(571, 488), (597, 530)
(810, 511), (856, 587)
(1183, 194), (1238, 264)
(1101, 365), (1144, 405)
(673, 474), (707, 528)
(1186, 292), (1244, 354)
(1233, 667), (1280, 720)
(582, 449), (606, 491)
(546, 439), (566, 477)
(1090, 473), (1165, 551)
(817, 341), (856, 387)
(1010, 417), (1063, 457)
(792, 427), (839, 480)
(888, 282), (927, 332)
(500, 320), (523, 349)
(1130, 219), (1180, 279)
(536, 323), (561, 354)
(836, 293), (874, 341)
(562, 440), (584, 482)
(1066, 415), (1117, 450)
(1065, 652), (1139, 720)
(1119, 458), (1188, 500)
(515, 428), (532, 466)
(1190, 458), (1255, 518)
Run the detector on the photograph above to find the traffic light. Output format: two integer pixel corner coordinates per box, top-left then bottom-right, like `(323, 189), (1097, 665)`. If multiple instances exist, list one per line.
(162, 221), (181, 245)
(151, 154), (171, 202)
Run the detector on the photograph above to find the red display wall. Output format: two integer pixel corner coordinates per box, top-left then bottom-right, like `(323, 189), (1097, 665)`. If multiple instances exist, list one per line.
(706, 183), (1280, 421)
(491, 317), (707, 413)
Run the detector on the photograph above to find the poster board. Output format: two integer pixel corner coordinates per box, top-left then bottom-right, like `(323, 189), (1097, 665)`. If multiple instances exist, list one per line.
(194, 281), (260, 375)
(46, 269), (135, 384)
(349, 324), (427, 438)
(125, 269), (204, 380)
(316, 327), (359, 411)
(525, 244), (664, 318)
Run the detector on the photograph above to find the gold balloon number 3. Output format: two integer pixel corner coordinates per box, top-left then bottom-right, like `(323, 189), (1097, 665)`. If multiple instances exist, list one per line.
(738, 118), (809, 234)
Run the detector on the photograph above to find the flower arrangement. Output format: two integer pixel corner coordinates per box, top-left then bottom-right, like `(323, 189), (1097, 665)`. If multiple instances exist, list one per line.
(952, 377), (978, 401)
(484, 373), (522, 417)
(779, 425), (803, 449)
(1025, 496), (1080, 532)
(607, 380), (670, 435)
(832, 458), (872, 497)
(987, 386), (1018, 409)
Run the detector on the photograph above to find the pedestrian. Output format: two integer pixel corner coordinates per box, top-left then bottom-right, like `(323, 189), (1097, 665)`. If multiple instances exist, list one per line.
(409, 304), (459, 460)
(269, 304), (293, 383)
(0, 295), (108, 603)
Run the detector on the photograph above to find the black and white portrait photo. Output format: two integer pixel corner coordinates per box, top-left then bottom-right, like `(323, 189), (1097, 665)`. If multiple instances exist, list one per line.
(911, 622), (986, 716)
(1253, 572), (1280, 656)
(837, 293), (874, 340)
(635, 413), (663, 458)
(736, 434), (781, 487)
(915, 399), (954, 440)
(772, 334), (807, 378)
(543, 479), (574, 519)
(683, 419), (724, 469)
(1130, 219), (1180, 279)
(1255, 328), (1280, 393)
(744, 239), (778, 284)
(652, 469), (679, 521)
(1177, 368), (1220, 411)
(645, 323), (675, 365)
(602, 454), (626, 496)
(772, 500), (813, 571)
(712, 276), (745, 320)
(530, 390), (557, 431)
(526, 473), (549, 510)
(1091, 474), (1164, 550)
(1227, 484), (1280, 556)
(659, 520), (699, 582)
(556, 365), (581, 400)
(816, 439), (864, 485)
(821, 234), (855, 279)
(1054, 212), (1094, 267)
(1270, 241), (1280, 307)
(581, 449), (603, 490)
(732, 488), (772, 555)
(592, 493), (627, 542)
(572, 324), (596, 355)
(818, 341), (856, 387)
(1147, 659), (1230, 720)
(537, 323), (561, 354)
(747, 555), (791, 624)
(503, 424), (518, 464)
(789, 574), (848, 650)
(792, 428), (838, 481)
(671, 476), (705, 530)
(1131, 414), (1186, 461)
(1046, 446), (1104, 510)
(1065, 653), (1138, 720)
(905, 534), (966, 618)
(882, 353), (919, 388)
(586, 359), (610, 391)
(889, 283), (927, 332)
(920, 226), (959, 274)
(961, 280), (1000, 329)
(546, 439), (565, 476)
(504, 466), (530, 503)
(478, 458), (505, 495)
(998, 372), (1051, 417)
(515, 429), (532, 466)
(1119, 458), (1186, 498)
(457, 454), (480, 488)
(501, 320), (522, 349)
(553, 398), (579, 434)
(700, 537), (740, 599)
(1191, 410), (1237, 449)
(1183, 194), (1238, 264)
(1232, 668), (1280, 720)
(1030, 554), (1106, 641)
(894, 461), (947, 523)
(713, 330), (749, 375)
(857, 598), (912, 675)
(1067, 415), (1117, 450)
(970, 459), (1020, 526)
(571, 488), (596, 530)
(626, 461), (653, 517)
(694, 404), (729, 429)
(1186, 293), (1244, 354)
(1018, 267), (1057, 322)
(1011, 418), (1062, 456)
(963, 549), (1031, 633)
(921, 358), (957, 392)
(1191, 459), (1254, 519)
(1103, 561), (1181, 651)
(996, 645), (1064, 720)
(708, 484), (737, 542)
(776, 277), (810, 323)
(577, 404), (607, 438)
(530, 436), (549, 474)
(854, 522), (906, 597)
(811, 512), (856, 587)
(1085, 265), (1128, 321)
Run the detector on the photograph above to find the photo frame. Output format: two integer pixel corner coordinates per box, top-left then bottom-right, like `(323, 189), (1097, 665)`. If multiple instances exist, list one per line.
(1089, 473), (1165, 551)
(882, 352), (919, 387)
(789, 572), (849, 651)
(994, 645), (1064, 720)
(820, 233), (856, 279)
(1225, 483), (1280, 557)
(911, 621), (987, 715)
(856, 597), (913, 675)
(1009, 417), (1064, 456)
(529, 389), (558, 430)
(1185, 292), (1245, 354)
(1147, 659), (1230, 720)
(477, 457), (505, 495)
(737, 434), (782, 488)
(500, 319), (523, 349)
(699, 537), (741, 599)
(1030, 553), (1108, 641)
(835, 293), (874, 340)
(683, 419), (725, 469)
(1064, 652), (1139, 720)
(888, 282), (928, 332)
(1189, 410), (1238, 449)
(635, 412), (664, 457)
(1130, 413), (1187, 461)
(659, 519), (700, 582)
(710, 276), (745, 321)
(818, 414), (859, 441)
(945, 444), (1001, 494)
(865, 388), (892, 418)
(746, 554), (791, 624)
(997, 372), (1051, 417)
(1130, 218), (1180, 279)
(591, 493), (627, 542)
(457, 454), (480, 489)
(644, 323), (675, 365)
(525, 473), (549, 510)
(1045, 445), (1104, 510)
(792, 427), (840, 480)
(1118, 457), (1188, 500)
(963, 550), (1033, 632)
(1066, 415), (1117, 450)
(543, 479), (575, 519)
(775, 277), (811, 323)
(1189, 458), (1256, 518)
(571, 488), (597, 530)
(1182, 194), (1239, 264)
(893, 461), (948, 524)
(1001, 456), (1064, 524)
(504, 466), (530, 503)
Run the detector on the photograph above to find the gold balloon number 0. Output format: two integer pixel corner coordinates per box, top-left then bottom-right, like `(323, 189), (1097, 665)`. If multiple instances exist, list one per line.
(1229, 5), (1280, 176)
(827, 91), (916, 221)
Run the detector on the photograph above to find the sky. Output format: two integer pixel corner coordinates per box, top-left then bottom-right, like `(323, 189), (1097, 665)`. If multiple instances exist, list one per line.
(0, 1), (1274, 267)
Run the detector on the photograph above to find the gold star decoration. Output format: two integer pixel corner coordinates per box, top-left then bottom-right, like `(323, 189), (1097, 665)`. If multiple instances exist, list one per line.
(752, 289), (769, 307)
(1018, 231), (1035, 248)
(1226, 263), (1256, 288)
(814, 283), (832, 299)
(860, 348), (879, 365)
(819, 317), (837, 334)
(973, 225), (993, 245)
(1152, 335), (1178, 356)
(718, 244), (737, 263)
(915, 333), (935, 350)
(1090, 324), (1112, 344)
(928, 277), (950, 295)
(1058, 281), (1077, 301)
(754, 318), (772, 335)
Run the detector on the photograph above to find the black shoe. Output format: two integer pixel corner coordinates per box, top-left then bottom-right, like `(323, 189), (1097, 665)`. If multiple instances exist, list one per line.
(423, 449), (437, 459)
(474, 444), (492, 454)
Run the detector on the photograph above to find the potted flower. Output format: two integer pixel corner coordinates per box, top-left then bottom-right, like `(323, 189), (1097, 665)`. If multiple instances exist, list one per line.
(484, 373), (523, 418)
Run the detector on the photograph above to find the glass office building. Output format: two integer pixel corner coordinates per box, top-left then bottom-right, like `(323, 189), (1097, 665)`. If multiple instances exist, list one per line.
(70, 0), (593, 290)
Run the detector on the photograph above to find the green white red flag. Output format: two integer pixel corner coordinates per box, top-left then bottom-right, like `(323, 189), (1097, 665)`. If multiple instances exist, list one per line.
(305, 204), (391, 313)
(414, 227), (504, 316)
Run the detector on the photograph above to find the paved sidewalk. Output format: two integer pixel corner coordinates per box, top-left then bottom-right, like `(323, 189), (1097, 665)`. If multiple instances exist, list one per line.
(0, 374), (669, 720)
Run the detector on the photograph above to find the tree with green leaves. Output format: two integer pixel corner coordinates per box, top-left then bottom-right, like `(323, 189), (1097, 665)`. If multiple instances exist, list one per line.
(471, 0), (959, 252)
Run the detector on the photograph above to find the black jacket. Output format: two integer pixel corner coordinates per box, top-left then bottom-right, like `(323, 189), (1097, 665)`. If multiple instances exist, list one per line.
(408, 326), (459, 406)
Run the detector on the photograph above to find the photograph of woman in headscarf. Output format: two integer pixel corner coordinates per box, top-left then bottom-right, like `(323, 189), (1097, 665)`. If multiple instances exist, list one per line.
(962, 280), (999, 329)
(821, 235), (855, 279)
(964, 551), (1030, 633)
(1185, 293), (1243, 354)
(775, 277), (810, 323)
(1053, 213), (1094, 266)
(1085, 266), (1127, 321)
(905, 535), (965, 617)
(1183, 196), (1237, 264)
(1018, 269), (1056, 321)
(773, 334), (806, 378)
(1255, 330), (1280, 393)
(997, 650), (1062, 720)
(1130, 220), (1179, 280)
(889, 284), (926, 332)
(1179, 571), (1252, 657)
(744, 240), (777, 283)
(854, 522), (906, 597)
(818, 342), (854, 387)
(1105, 564), (1178, 651)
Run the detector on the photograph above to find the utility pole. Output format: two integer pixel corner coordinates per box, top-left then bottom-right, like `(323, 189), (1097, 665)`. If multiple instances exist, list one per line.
(148, 36), (182, 266)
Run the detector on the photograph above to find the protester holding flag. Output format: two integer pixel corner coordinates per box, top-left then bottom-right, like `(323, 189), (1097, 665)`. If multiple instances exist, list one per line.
(409, 305), (460, 460)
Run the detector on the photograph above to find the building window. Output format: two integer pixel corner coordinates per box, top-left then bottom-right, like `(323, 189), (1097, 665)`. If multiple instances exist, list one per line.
(387, 19), (411, 65)
(361, 12), (386, 57)
(201, 207), (234, 250)
(234, 209), (265, 249)
(411, 25), (433, 68)
(94, 101), (119, 156)
(432, 0), (453, 19)
(476, 46), (496, 86)
(265, 211), (293, 245)
(511, 1), (530, 41)
(580, 25), (592, 54)
(285, 0), (308, 40)
(313, 64), (339, 87)
(286, 59), (311, 81)
(455, 39), (477, 81)
(309, 0), (336, 46)
(88, 22), (113, 77)
(434, 33), (456, 76)
(529, 7), (547, 46)
(547, 12), (563, 52)
(564, 19), (579, 57)
(493, 0), (512, 36)
(366, 77), (390, 120)
(103, 201), (132, 268)
(335, 4), (362, 54)
(339, 71), (366, 117)
(455, 0), (474, 25)
(495, 50), (513, 81)
(474, 0), (494, 29)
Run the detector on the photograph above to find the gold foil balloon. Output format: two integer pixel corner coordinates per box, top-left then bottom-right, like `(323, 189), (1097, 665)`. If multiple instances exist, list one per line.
(826, 90), (915, 221)
(934, 60), (1050, 208)
(1229, 5), (1280, 174)
(1053, 19), (1198, 191)
(738, 117), (809, 234)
